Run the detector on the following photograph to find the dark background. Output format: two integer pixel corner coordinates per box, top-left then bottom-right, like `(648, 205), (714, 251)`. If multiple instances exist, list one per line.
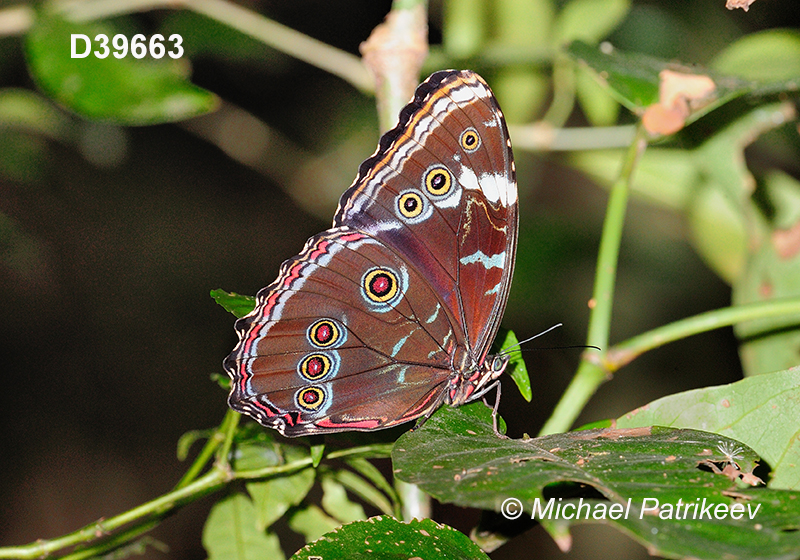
(1, 1), (798, 558)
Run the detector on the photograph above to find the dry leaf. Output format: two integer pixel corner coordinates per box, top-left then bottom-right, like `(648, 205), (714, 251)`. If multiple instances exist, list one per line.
(726, 0), (757, 11)
(772, 220), (800, 259)
(642, 70), (716, 135)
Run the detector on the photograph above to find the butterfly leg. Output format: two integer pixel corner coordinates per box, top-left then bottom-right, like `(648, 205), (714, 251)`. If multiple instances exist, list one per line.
(481, 382), (507, 439)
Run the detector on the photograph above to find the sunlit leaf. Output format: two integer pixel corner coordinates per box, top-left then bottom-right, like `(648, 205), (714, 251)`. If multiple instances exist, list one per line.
(25, 10), (217, 124)
(393, 403), (800, 559)
(616, 368), (800, 490)
(494, 328), (531, 402)
(211, 289), (256, 318)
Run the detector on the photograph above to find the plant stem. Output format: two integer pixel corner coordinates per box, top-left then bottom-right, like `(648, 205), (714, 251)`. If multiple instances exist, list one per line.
(607, 297), (800, 370)
(59, 521), (161, 560)
(175, 410), (238, 489)
(508, 123), (636, 151)
(539, 124), (647, 436)
(0, 441), (393, 559)
(0, 469), (226, 560)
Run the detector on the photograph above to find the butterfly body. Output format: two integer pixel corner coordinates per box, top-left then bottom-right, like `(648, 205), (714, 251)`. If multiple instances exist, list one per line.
(224, 70), (518, 436)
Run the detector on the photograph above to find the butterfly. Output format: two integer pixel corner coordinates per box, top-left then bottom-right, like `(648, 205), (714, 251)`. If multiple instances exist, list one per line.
(224, 70), (518, 436)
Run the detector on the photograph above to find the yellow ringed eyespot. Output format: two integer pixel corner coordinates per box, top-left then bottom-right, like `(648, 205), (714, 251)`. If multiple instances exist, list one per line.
(363, 268), (399, 303)
(299, 353), (331, 380)
(424, 167), (452, 196)
(308, 319), (340, 348)
(460, 128), (481, 152)
(296, 387), (325, 410)
(398, 192), (424, 218)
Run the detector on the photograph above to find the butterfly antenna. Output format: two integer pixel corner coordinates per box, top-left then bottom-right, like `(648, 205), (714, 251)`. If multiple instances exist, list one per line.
(499, 323), (563, 356)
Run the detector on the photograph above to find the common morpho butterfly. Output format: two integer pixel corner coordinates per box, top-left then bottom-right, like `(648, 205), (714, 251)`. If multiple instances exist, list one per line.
(224, 70), (518, 436)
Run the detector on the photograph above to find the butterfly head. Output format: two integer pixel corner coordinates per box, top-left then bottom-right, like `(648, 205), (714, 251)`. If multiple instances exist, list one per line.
(447, 354), (510, 406)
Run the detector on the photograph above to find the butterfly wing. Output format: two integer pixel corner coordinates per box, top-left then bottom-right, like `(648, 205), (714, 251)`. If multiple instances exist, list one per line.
(225, 229), (458, 435)
(335, 70), (518, 362)
(225, 70), (517, 436)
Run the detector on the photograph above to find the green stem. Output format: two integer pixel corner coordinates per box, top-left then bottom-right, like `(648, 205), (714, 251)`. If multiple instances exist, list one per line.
(59, 521), (161, 560)
(607, 297), (800, 370)
(175, 410), (238, 489)
(0, 469), (227, 559)
(508, 124), (637, 151)
(0, 441), (393, 559)
(214, 408), (240, 467)
(541, 53), (576, 128)
(539, 124), (647, 436)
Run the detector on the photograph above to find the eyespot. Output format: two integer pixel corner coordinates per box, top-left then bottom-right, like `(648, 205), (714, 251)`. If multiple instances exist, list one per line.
(363, 268), (399, 304)
(298, 353), (333, 381)
(398, 191), (424, 219)
(460, 128), (481, 153)
(307, 319), (344, 348)
(396, 190), (433, 224)
(424, 166), (452, 196)
(296, 387), (325, 411)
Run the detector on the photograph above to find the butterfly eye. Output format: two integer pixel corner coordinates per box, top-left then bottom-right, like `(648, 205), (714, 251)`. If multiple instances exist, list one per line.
(460, 128), (481, 153)
(363, 268), (399, 303)
(299, 353), (332, 380)
(398, 192), (424, 219)
(296, 387), (325, 411)
(424, 166), (452, 196)
(491, 355), (507, 372)
(307, 319), (343, 348)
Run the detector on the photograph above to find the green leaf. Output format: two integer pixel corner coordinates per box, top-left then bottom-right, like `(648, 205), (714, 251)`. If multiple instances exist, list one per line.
(733, 170), (800, 374)
(158, 11), (280, 62)
(494, 328), (531, 402)
(310, 440), (325, 468)
(392, 403), (800, 560)
(572, 104), (792, 285)
(203, 493), (285, 560)
(569, 147), (700, 211)
(553, 0), (631, 46)
(568, 40), (750, 119)
(712, 29), (800, 84)
(247, 467), (316, 531)
(229, 430), (282, 472)
(574, 64), (620, 126)
(290, 516), (490, 560)
(327, 469), (393, 517)
(442, 0), (489, 59)
(321, 475), (367, 524)
(288, 505), (340, 543)
(0, 88), (70, 139)
(688, 180), (748, 285)
(345, 457), (400, 515)
(491, 0), (554, 123)
(211, 289), (256, 318)
(567, 40), (662, 110)
(616, 368), (800, 490)
(25, 10), (217, 125)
